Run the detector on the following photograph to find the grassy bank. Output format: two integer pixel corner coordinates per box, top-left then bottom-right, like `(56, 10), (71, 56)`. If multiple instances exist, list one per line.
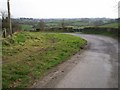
(2, 32), (87, 88)
(99, 22), (119, 28)
(81, 27), (118, 39)
(82, 31), (118, 39)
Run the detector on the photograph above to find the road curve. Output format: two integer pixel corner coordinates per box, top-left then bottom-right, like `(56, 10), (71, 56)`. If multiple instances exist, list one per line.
(33, 34), (118, 88)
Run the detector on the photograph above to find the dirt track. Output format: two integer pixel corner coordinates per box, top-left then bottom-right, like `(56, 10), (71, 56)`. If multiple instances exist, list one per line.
(32, 34), (118, 88)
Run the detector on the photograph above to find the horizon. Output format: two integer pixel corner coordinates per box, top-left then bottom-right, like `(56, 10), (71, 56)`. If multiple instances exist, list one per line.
(11, 17), (118, 19)
(0, 16), (118, 19)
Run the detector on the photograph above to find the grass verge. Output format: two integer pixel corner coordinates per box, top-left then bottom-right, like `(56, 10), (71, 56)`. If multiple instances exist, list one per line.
(82, 31), (118, 39)
(2, 31), (87, 88)
(80, 27), (118, 39)
(99, 22), (119, 28)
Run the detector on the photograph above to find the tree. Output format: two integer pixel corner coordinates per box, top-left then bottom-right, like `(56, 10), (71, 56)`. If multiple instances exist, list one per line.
(0, 11), (7, 19)
(61, 19), (65, 30)
(1, 11), (8, 38)
(93, 20), (104, 26)
(36, 19), (45, 31)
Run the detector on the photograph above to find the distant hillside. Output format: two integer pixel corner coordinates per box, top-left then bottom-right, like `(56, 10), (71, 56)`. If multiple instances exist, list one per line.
(99, 23), (119, 28)
(13, 18), (116, 27)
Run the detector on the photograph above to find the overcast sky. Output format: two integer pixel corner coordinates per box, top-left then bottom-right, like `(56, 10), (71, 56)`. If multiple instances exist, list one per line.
(0, 0), (119, 18)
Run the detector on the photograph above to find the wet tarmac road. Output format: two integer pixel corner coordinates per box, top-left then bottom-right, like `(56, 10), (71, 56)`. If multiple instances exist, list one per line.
(33, 34), (118, 88)
(55, 34), (118, 88)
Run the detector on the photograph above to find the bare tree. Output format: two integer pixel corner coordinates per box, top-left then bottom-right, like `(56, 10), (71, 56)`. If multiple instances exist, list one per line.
(61, 19), (65, 30)
(0, 11), (7, 19)
(37, 19), (45, 31)
(1, 11), (8, 38)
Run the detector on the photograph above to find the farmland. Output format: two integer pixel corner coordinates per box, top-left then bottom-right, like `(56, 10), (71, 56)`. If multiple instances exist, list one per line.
(21, 25), (33, 30)
(13, 18), (117, 30)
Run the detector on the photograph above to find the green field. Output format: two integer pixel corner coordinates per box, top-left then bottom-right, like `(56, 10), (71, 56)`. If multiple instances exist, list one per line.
(2, 32), (87, 88)
(99, 23), (119, 28)
(21, 25), (33, 30)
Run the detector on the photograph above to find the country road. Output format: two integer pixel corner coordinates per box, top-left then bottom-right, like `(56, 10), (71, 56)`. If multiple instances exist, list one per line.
(32, 34), (118, 88)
